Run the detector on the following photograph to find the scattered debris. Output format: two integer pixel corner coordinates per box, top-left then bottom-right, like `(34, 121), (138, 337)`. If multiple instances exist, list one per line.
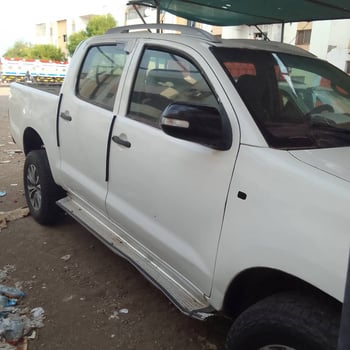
(60, 255), (71, 262)
(27, 331), (36, 340)
(108, 311), (119, 320)
(0, 340), (17, 349)
(0, 286), (25, 299)
(62, 295), (74, 303)
(0, 161), (10, 165)
(109, 308), (129, 320)
(30, 308), (45, 329)
(0, 296), (17, 308)
(0, 267), (16, 283)
(0, 208), (30, 232)
(196, 336), (218, 350)
(0, 284), (45, 349)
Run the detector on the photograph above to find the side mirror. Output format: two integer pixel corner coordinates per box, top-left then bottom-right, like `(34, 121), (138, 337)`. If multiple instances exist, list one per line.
(160, 103), (232, 150)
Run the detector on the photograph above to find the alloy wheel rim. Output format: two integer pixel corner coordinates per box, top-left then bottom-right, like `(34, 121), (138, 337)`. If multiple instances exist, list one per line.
(26, 164), (42, 210)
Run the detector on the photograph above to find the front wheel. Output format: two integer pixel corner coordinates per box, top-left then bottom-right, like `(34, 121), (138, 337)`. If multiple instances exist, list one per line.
(226, 292), (340, 350)
(24, 149), (65, 225)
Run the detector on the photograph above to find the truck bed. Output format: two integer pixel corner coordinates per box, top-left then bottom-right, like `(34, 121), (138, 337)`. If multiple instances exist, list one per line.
(9, 82), (61, 156)
(18, 82), (62, 95)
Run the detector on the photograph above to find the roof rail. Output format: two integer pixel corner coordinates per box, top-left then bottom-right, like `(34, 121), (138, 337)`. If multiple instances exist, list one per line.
(105, 24), (221, 43)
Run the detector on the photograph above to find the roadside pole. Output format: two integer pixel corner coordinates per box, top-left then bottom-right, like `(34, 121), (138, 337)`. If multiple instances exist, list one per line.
(338, 251), (350, 350)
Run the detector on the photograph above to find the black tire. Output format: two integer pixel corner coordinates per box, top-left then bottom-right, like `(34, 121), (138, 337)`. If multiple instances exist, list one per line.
(226, 292), (340, 350)
(24, 149), (65, 225)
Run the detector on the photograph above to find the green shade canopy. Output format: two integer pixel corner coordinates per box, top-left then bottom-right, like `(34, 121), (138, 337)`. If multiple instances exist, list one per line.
(128, 0), (350, 26)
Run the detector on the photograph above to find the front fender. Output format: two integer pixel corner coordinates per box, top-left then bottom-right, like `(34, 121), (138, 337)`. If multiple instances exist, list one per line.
(211, 145), (350, 310)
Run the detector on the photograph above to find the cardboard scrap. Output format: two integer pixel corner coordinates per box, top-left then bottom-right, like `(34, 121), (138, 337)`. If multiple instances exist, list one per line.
(16, 338), (28, 350)
(0, 338), (28, 350)
(0, 208), (30, 231)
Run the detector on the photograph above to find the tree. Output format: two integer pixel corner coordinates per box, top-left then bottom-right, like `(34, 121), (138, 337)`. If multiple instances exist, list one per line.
(30, 44), (65, 61)
(67, 14), (117, 56)
(67, 31), (88, 56)
(3, 41), (32, 58)
(86, 13), (116, 37)
(4, 41), (65, 61)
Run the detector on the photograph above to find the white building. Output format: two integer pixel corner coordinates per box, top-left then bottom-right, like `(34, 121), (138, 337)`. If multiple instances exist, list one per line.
(34, 3), (350, 73)
(34, 2), (127, 57)
(35, 15), (94, 57)
(305, 20), (350, 73)
(221, 19), (350, 73)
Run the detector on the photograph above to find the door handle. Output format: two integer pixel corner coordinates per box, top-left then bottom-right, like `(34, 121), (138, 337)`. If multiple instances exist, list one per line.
(60, 110), (72, 121)
(112, 135), (131, 148)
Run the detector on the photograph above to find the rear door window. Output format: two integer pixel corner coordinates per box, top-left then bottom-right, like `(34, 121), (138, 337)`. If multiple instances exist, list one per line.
(77, 44), (127, 111)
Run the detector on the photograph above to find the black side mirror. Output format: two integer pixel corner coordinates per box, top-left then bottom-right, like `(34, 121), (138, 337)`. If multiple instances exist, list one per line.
(160, 103), (232, 150)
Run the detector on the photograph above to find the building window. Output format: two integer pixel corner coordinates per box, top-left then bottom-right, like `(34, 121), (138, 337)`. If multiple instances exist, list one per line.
(296, 29), (311, 45)
(63, 34), (67, 42)
(346, 61), (350, 75)
(36, 23), (46, 37)
(254, 32), (268, 40)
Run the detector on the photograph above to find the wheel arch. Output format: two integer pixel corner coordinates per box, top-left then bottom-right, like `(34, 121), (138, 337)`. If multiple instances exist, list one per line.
(222, 267), (341, 319)
(23, 127), (44, 155)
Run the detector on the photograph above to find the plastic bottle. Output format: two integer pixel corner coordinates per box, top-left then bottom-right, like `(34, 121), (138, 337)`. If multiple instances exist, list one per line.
(0, 295), (8, 308)
(0, 295), (18, 308)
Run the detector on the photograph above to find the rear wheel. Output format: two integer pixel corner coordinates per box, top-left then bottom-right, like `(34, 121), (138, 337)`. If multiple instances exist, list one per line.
(226, 292), (340, 350)
(24, 149), (65, 225)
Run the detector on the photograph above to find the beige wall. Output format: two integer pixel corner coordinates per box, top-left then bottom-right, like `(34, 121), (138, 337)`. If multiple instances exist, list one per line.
(57, 20), (68, 56)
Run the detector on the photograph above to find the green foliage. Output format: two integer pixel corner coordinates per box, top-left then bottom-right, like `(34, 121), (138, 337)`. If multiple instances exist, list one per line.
(67, 31), (88, 56)
(3, 41), (32, 58)
(86, 13), (117, 37)
(5, 13), (117, 59)
(67, 14), (117, 56)
(30, 44), (65, 61)
(4, 41), (65, 61)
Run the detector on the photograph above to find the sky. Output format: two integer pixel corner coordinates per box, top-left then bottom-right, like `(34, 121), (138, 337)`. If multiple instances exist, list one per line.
(0, 0), (128, 56)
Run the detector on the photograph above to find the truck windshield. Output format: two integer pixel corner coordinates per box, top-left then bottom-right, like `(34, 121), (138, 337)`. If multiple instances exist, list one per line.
(213, 47), (350, 149)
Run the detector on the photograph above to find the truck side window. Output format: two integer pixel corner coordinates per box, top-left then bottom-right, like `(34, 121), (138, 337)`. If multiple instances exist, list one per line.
(128, 48), (218, 128)
(76, 44), (127, 111)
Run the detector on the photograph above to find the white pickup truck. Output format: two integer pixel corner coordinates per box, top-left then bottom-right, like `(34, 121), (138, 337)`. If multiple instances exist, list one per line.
(8, 24), (350, 349)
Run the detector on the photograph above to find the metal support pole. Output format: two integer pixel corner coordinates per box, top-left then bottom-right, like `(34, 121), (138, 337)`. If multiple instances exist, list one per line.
(155, 0), (161, 24)
(133, 4), (147, 25)
(338, 250), (350, 350)
(281, 23), (285, 43)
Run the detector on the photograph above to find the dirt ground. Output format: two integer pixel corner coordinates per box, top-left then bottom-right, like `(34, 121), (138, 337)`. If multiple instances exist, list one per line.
(0, 86), (231, 349)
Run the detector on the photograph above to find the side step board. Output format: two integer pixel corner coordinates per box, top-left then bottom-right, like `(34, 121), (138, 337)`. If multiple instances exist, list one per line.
(57, 196), (214, 320)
